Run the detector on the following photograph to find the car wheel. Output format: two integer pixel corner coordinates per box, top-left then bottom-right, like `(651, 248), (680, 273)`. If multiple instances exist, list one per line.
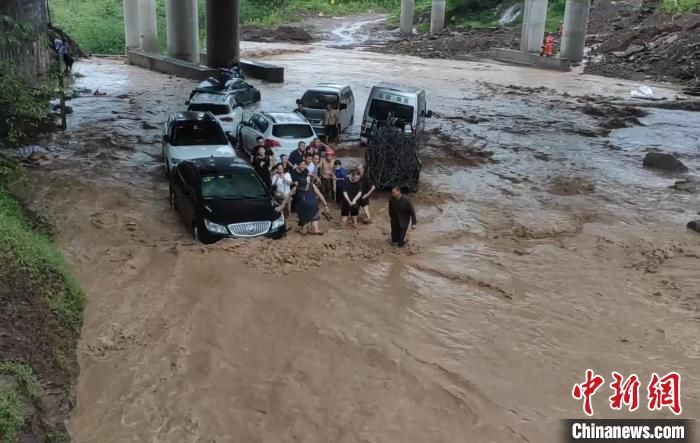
(193, 220), (216, 244)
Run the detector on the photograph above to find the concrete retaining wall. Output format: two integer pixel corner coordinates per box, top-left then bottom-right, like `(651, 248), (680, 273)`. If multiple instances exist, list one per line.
(126, 49), (218, 81)
(489, 48), (571, 71)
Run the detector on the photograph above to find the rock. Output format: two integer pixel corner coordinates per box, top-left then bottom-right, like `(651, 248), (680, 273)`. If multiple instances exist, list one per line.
(642, 152), (688, 172)
(687, 220), (700, 233)
(623, 45), (646, 58)
(141, 121), (158, 130)
(671, 179), (697, 193)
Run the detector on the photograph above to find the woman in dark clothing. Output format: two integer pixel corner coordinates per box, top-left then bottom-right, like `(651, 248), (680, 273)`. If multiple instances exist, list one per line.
(252, 146), (271, 189)
(341, 172), (363, 227)
(277, 177), (329, 234)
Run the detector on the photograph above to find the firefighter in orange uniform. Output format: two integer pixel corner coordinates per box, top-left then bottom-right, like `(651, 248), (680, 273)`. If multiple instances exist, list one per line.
(541, 32), (555, 57)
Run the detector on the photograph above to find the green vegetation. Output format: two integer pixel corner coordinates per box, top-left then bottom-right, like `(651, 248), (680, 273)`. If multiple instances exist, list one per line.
(0, 362), (42, 401)
(0, 361), (41, 443)
(0, 66), (56, 146)
(661, 0), (699, 13)
(0, 384), (25, 443)
(0, 189), (85, 332)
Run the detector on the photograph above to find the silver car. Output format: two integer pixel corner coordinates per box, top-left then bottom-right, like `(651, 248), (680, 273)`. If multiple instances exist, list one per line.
(237, 112), (317, 163)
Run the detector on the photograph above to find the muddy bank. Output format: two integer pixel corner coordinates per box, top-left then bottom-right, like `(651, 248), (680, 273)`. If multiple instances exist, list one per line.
(366, 26), (519, 59)
(241, 25), (313, 43)
(0, 166), (83, 442)
(584, 0), (700, 85)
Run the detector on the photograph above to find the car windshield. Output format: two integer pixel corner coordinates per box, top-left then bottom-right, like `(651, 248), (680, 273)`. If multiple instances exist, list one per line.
(171, 122), (227, 146)
(368, 99), (414, 122)
(201, 174), (268, 199)
(301, 91), (339, 109)
(187, 104), (231, 116)
(272, 124), (314, 139)
(226, 79), (246, 90)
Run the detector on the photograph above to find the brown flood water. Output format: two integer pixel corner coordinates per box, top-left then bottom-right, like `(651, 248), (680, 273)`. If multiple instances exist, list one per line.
(14, 35), (700, 442)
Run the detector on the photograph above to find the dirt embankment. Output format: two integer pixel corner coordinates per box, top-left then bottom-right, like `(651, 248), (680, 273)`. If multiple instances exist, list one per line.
(366, 26), (520, 59)
(584, 0), (700, 85)
(241, 25), (314, 43)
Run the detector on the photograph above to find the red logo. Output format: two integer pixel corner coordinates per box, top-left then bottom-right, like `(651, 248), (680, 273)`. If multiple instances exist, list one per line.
(572, 369), (605, 416)
(609, 372), (641, 412)
(647, 372), (682, 415)
(573, 371), (682, 416)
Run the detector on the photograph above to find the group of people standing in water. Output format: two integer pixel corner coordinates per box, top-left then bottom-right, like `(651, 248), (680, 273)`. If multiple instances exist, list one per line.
(249, 138), (417, 246)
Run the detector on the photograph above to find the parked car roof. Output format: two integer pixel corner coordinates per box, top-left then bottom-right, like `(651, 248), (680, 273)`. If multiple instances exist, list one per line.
(187, 156), (253, 175)
(261, 112), (310, 124)
(189, 93), (234, 104)
(169, 111), (217, 123)
(375, 82), (423, 94)
(308, 83), (349, 92)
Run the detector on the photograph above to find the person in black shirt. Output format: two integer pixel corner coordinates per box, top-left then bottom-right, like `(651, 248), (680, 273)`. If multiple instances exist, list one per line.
(342, 172), (363, 227)
(252, 146), (272, 189)
(276, 154), (293, 174)
(388, 186), (416, 247)
(356, 164), (377, 223)
(289, 141), (306, 168)
(293, 99), (307, 118)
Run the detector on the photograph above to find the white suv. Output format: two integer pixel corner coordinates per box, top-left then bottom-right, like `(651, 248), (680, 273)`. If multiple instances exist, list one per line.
(237, 112), (317, 162)
(162, 111), (236, 178)
(186, 92), (243, 140)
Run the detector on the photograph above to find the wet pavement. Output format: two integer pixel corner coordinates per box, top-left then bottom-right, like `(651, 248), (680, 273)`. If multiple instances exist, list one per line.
(15, 24), (700, 443)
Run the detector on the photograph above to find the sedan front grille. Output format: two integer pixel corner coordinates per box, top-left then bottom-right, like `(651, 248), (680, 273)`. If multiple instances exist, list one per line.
(227, 221), (271, 237)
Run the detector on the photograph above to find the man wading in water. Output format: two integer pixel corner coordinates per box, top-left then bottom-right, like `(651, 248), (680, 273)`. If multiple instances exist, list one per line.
(388, 186), (416, 247)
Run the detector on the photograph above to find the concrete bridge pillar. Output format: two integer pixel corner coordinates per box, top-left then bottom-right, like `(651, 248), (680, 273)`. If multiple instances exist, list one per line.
(560, 0), (591, 62)
(123, 0), (140, 50)
(206, 0), (240, 68)
(400, 0), (414, 34)
(138, 0), (159, 53)
(430, 0), (446, 34)
(166, 0), (200, 63)
(520, 0), (548, 53)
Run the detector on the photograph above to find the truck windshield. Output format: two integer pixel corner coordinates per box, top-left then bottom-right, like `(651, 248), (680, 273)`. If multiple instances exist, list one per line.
(301, 91), (339, 109)
(187, 104), (231, 116)
(201, 174), (268, 200)
(172, 122), (227, 146)
(367, 99), (414, 122)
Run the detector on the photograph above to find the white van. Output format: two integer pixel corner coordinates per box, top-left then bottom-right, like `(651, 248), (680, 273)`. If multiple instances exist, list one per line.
(360, 83), (432, 144)
(298, 84), (355, 137)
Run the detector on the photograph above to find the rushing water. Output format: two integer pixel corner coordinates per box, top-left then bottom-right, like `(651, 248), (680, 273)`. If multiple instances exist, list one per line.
(498, 3), (522, 25)
(22, 34), (700, 443)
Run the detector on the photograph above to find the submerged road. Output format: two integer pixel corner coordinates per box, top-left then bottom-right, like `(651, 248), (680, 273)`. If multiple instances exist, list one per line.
(19, 26), (700, 442)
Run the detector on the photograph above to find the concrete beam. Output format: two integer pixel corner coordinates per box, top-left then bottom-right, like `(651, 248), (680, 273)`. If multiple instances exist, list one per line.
(127, 49), (218, 81)
(166, 0), (200, 63)
(560, 0), (591, 62)
(521, 0), (549, 53)
(489, 48), (571, 71)
(400, 0), (414, 34)
(206, 0), (240, 69)
(138, 0), (159, 53)
(123, 0), (140, 50)
(430, 0), (446, 34)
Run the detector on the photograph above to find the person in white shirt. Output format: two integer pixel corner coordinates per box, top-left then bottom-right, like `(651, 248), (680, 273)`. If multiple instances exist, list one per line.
(305, 154), (318, 178)
(271, 163), (293, 216)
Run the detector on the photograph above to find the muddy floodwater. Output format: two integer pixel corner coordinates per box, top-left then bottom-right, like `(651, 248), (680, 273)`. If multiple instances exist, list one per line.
(15, 30), (700, 442)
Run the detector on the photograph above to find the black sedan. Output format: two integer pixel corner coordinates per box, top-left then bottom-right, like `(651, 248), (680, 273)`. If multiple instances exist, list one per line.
(169, 157), (286, 244)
